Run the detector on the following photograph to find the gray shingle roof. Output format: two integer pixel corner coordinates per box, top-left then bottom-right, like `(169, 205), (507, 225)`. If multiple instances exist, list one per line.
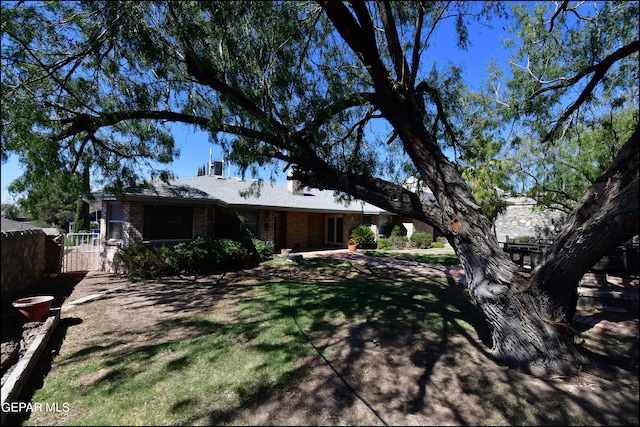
(93, 176), (388, 214)
(1, 217), (40, 232)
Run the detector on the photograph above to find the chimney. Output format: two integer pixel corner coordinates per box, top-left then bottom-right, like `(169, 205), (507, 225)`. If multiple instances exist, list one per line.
(287, 169), (303, 195)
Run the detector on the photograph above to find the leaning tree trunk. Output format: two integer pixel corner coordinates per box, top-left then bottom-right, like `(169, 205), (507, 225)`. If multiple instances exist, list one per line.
(451, 127), (639, 375)
(299, 2), (639, 376)
(298, 2), (640, 376)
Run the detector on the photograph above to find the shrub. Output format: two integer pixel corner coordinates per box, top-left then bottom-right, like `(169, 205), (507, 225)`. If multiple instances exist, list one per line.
(409, 232), (432, 249)
(114, 244), (170, 279)
(251, 238), (273, 261)
(430, 236), (448, 249)
(390, 225), (403, 237)
(165, 237), (249, 274)
(349, 225), (376, 248)
(116, 237), (252, 279)
(377, 238), (392, 250)
(390, 235), (409, 249)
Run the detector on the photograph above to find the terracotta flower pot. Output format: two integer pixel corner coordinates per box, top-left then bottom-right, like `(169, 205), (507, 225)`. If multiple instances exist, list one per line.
(348, 243), (357, 251)
(12, 296), (54, 322)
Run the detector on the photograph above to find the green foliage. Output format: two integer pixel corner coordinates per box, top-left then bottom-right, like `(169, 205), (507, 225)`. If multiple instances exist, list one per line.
(381, 224), (408, 249)
(72, 198), (90, 232)
(115, 237), (255, 279)
(376, 238), (393, 250)
(390, 235), (409, 250)
(513, 109), (636, 212)
(114, 244), (170, 279)
(250, 237), (273, 262)
(431, 236), (448, 249)
(512, 235), (537, 243)
(2, 1), (636, 220)
(349, 224), (376, 248)
(380, 222), (394, 238)
(4, 204), (21, 220)
(164, 237), (248, 275)
(8, 169), (83, 228)
(409, 232), (432, 249)
(390, 225), (403, 237)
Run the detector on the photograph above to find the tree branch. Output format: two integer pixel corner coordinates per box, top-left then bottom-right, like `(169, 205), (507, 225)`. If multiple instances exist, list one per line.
(544, 41), (639, 142)
(537, 125), (639, 286)
(547, 0), (570, 32)
(415, 81), (459, 147)
(297, 92), (377, 137)
(376, 0), (413, 90)
(410, 4), (425, 78)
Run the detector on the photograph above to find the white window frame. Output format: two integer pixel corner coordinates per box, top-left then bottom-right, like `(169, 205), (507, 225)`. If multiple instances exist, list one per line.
(107, 202), (123, 241)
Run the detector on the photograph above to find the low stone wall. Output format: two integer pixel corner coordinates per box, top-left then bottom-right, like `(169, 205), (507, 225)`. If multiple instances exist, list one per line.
(494, 197), (566, 243)
(1, 229), (62, 300)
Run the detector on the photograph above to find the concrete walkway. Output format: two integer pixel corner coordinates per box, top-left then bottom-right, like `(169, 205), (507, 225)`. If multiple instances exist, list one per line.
(294, 249), (638, 339)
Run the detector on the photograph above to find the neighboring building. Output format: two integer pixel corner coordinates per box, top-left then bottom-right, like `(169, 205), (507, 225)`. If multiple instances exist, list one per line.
(90, 172), (434, 272)
(1, 217), (40, 232)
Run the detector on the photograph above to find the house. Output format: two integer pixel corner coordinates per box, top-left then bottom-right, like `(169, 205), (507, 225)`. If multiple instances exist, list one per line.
(90, 171), (435, 272)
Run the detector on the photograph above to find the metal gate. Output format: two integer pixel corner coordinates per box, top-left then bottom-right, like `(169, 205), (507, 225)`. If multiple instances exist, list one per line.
(61, 232), (101, 272)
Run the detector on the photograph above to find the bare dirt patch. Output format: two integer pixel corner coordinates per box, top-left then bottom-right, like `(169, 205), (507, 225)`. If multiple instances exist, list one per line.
(3, 263), (639, 426)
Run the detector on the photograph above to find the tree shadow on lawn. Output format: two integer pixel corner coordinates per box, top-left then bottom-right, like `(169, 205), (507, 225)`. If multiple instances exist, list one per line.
(14, 259), (640, 426)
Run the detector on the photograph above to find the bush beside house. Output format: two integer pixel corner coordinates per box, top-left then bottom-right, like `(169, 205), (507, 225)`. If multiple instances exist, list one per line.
(349, 225), (376, 249)
(115, 236), (273, 279)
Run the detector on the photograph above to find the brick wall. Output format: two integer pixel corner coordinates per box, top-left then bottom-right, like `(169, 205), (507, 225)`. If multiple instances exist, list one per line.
(307, 213), (326, 248)
(124, 201), (144, 246)
(286, 211), (310, 250)
(258, 210), (275, 245)
(193, 204), (208, 237)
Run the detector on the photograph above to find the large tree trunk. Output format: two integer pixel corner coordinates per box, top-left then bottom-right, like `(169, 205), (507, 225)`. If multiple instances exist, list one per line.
(454, 129), (638, 375)
(297, 123), (638, 376)
(311, 2), (639, 375)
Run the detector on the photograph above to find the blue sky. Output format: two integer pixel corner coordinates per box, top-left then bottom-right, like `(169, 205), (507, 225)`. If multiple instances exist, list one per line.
(1, 5), (511, 205)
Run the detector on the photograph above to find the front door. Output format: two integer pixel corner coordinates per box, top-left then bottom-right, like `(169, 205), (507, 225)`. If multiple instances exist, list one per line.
(325, 215), (344, 245)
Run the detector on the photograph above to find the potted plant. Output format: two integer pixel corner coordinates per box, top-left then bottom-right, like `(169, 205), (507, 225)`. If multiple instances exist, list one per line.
(349, 225), (376, 250)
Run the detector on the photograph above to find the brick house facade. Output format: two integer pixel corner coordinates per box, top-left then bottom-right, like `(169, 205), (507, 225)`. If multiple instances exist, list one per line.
(92, 175), (434, 273)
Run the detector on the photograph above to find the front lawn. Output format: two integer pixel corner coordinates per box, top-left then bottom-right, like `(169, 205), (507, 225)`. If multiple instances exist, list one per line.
(15, 255), (638, 426)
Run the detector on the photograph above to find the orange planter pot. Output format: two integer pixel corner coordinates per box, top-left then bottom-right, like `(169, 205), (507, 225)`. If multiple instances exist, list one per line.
(12, 296), (54, 322)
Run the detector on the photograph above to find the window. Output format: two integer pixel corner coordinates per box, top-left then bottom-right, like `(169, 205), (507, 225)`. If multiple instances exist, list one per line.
(143, 205), (193, 240)
(237, 210), (259, 236)
(206, 207), (214, 237)
(325, 215), (344, 245)
(107, 202), (123, 240)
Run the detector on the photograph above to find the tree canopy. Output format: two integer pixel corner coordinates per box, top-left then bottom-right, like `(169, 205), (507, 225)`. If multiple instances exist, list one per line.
(3, 1), (636, 210)
(1, 1), (638, 375)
